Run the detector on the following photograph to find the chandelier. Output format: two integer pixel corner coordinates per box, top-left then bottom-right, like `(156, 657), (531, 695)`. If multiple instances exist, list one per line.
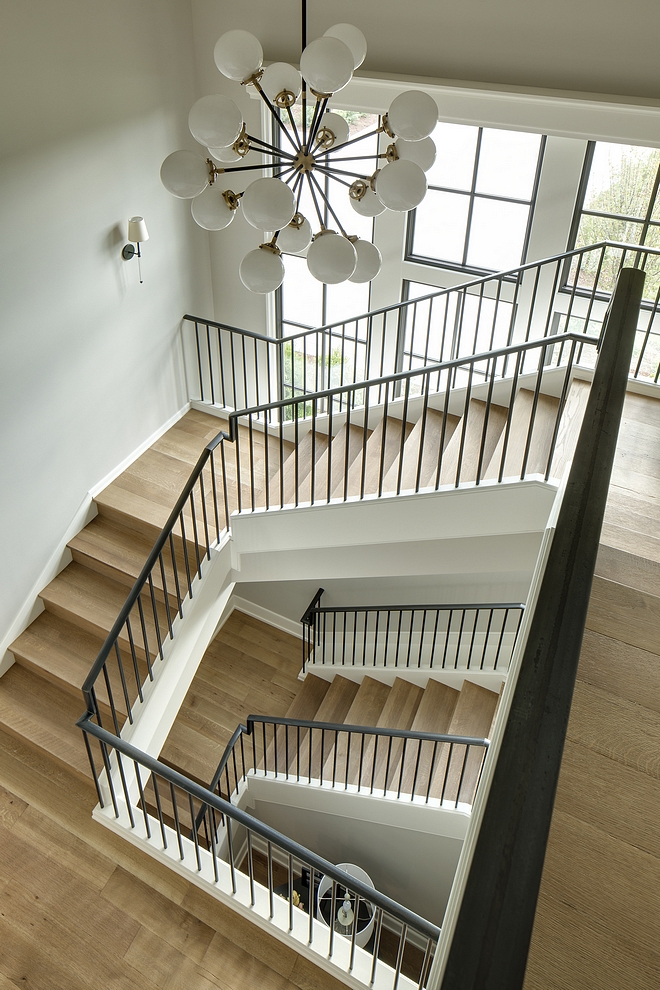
(160, 3), (438, 293)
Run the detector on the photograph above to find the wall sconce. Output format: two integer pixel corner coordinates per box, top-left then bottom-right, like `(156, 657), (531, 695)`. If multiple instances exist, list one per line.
(122, 216), (149, 282)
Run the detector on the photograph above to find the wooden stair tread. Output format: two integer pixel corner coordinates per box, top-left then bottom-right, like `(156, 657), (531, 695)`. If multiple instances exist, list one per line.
(439, 399), (508, 486)
(0, 664), (95, 781)
(40, 561), (168, 662)
(484, 388), (560, 481)
(355, 417), (414, 496)
(331, 676), (391, 785)
(286, 674), (331, 720)
(429, 680), (499, 803)
(298, 676), (360, 778)
(399, 680), (461, 796)
(8, 612), (132, 722)
(548, 378), (591, 480)
(363, 678), (424, 791)
(281, 431), (330, 505)
(383, 409), (459, 493)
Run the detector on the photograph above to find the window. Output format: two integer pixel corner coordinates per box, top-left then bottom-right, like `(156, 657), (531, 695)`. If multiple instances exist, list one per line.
(407, 123), (545, 275)
(568, 141), (660, 301)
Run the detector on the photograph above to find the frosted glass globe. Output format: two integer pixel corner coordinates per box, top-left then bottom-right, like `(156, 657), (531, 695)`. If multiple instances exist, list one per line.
(277, 216), (313, 255)
(208, 145), (242, 164)
(214, 30), (263, 82)
(160, 150), (209, 199)
(387, 91), (438, 141)
(350, 187), (386, 217)
(375, 160), (427, 212)
(241, 178), (296, 231)
(323, 24), (367, 69)
(317, 112), (350, 148)
(300, 37), (354, 95)
(189, 95), (242, 150)
(191, 186), (236, 230)
(239, 248), (285, 293)
(349, 240), (382, 283)
(307, 232), (357, 284)
(395, 136), (436, 172)
(261, 62), (302, 105)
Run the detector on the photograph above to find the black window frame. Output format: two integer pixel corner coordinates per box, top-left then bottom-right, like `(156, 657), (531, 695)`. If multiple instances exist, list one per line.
(405, 129), (546, 280)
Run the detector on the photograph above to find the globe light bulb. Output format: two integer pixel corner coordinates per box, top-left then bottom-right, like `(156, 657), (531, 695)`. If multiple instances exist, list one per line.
(240, 178), (296, 231)
(349, 239), (382, 283)
(260, 62), (302, 106)
(160, 150), (209, 199)
(316, 112), (350, 148)
(214, 30), (263, 82)
(307, 231), (357, 284)
(395, 136), (436, 172)
(191, 186), (236, 230)
(323, 24), (367, 69)
(387, 90), (438, 142)
(300, 36), (354, 95)
(349, 186), (386, 218)
(239, 246), (285, 293)
(375, 160), (427, 212)
(208, 145), (242, 164)
(277, 215), (313, 255)
(188, 95), (243, 150)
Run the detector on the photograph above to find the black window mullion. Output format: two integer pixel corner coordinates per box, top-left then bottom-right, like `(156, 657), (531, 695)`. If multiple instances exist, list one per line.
(461, 128), (483, 267)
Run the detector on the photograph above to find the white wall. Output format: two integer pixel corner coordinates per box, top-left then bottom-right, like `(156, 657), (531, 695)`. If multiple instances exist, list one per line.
(0, 1), (212, 644)
(191, 0), (660, 102)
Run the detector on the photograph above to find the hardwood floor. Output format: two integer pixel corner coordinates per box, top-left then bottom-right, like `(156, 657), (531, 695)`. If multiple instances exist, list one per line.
(0, 727), (346, 990)
(524, 391), (660, 990)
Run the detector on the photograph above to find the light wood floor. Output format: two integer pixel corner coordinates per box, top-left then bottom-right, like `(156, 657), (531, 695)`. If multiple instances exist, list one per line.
(524, 391), (660, 989)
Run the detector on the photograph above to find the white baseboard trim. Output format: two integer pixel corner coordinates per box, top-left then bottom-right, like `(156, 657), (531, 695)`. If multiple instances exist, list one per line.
(0, 494), (97, 677)
(1, 401), (192, 679)
(221, 595), (303, 641)
(89, 401), (191, 497)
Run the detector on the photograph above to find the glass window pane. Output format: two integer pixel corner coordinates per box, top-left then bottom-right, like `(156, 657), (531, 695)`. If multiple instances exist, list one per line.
(640, 224), (660, 302)
(425, 122), (478, 191)
(568, 215), (643, 294)
(466, 198), (529, 271)
(584, 143), (660, 219)
(475, 129), (542, 200)
(325, 279), (370, 326)
(281, 255), (323, 328)
(412, 189), (470, 264)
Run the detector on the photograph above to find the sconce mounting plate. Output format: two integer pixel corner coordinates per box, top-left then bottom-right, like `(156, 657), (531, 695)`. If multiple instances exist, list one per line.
(122, 243), (136, 261)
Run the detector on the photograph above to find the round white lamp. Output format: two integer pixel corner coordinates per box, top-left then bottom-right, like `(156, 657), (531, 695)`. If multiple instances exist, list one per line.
(239, 246), (285, 293)
(214, 30), (263, 82)
(191, 186), (237, 230)
(387, 90), (438, 141)
(395, 136), (436, 172)
(349, 239), (382, 283)
(300, 36), (354, 95)
(160, 150), (209, 199)
(241, 178), (296, 231)
(260, 62), (302, 106)
(277, 215), (313, 255)
(188, 95), (243, 150)
(316, 112), (350, 148)
(375, 159), (427, 212)
(307, 231), (357, 283)
(323, 24), (367, 69)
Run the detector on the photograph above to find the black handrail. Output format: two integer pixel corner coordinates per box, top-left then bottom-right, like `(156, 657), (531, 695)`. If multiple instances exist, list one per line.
(438, 267), (646, 989)
(80, 426), (233, 718)
(78, 715), (442, 943)
(186, 239), (660, 340)
(228, 330), (595, 420)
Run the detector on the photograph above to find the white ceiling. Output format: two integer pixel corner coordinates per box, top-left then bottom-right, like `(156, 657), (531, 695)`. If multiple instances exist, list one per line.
(194, 0), (660, 102)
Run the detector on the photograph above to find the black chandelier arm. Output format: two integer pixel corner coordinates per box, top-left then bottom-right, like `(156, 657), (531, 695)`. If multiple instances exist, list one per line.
(308, 96), (330, 150)
(217, 160), (295, 175)
(252, 78), (300, 153)
(322, 153), (385, 164)
(295, 172), (305, 211)
(274, 164), (297, 181)
(308, 171), (349, 238)
(246, 134), (298, 161)
(315, 164), (373, 181)
(315, 126), (384, 158)
(306, 172), (326, 228)
(311, 164), (354, 188)
(305, 97), (323, 153)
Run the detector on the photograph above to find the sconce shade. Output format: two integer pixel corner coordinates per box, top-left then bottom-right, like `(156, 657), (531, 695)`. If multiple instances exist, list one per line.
(128, 217), (149, 243)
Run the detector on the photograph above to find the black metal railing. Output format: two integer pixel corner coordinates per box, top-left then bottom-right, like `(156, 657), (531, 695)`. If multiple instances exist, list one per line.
(78, 717), (440, 990)
(226, 330), (599, 513)
(436, 267), (646, 989)
(184, 242), (660, 410)
(79, 428), (234, 747)
(301, 592), (525, 675)
(201, 715), (490, 818)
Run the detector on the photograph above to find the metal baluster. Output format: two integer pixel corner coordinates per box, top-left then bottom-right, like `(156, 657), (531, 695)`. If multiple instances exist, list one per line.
(383, 737), (393, 796)
(189, 793), (202, 870)
(115, 750), (135, 828)
(247, 830), (255, 906)
(151, 774), (167, 848)
(82, 731), (104, 807)
(124, 616), (143, 704)
(208, 807), (219, 882)
(99, 739), (119, 817)
(188, 491), (202, 577)
(349, 892), (360, 972)
(328, 879), (337, 958)
(393, 924), (408, 990)
(114, 640), (133, 724)
(288, 853), (294, 932)
(369, 909), (384, 987)
(194, 321), (204, 401)
(102, 662), (121, 735)
(179, 511), (193, 597)
(219, 441), (230, 530)
(168, 532), (184, 619)
(268, 841), (274, 919)
(170, 783), (184, 860)
(481, 608), (495, 670)
(226, 816), (236, 893)
(198, 470), (211, 559)
(147, 573), (164, 661)
(158, 552), (174, 639)
(133, 761), (151, 838)
(308, 866), (315, 944)
(426, 741), (439, 803)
